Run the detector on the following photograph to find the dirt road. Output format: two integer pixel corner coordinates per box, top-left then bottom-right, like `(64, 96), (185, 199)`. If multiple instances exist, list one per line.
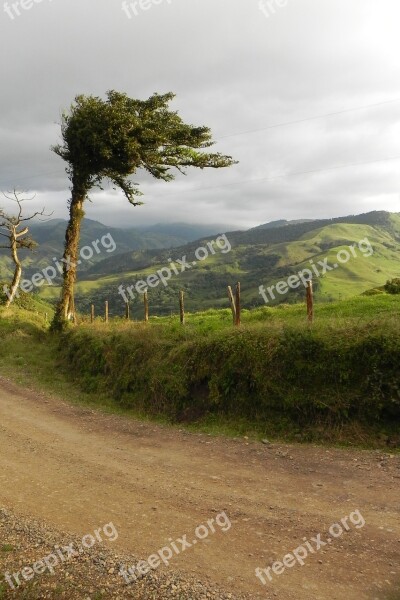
(0, 376), (399, 599)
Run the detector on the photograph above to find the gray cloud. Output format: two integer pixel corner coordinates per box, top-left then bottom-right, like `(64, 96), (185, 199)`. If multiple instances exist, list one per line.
(1, 0), (400, 229)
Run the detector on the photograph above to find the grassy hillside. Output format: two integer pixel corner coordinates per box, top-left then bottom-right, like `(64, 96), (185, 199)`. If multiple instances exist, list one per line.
(1, 295), (399, 446)
(37, 211), (400, 319)
(0, 218), (227, 280)
(61, 298), (400, 434)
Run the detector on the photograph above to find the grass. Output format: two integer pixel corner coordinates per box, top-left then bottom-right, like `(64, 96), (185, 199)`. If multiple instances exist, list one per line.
(0, 306), (133, 418)
(36, 218), (400, 319)
(0, 580), (70, 600)
(0, 294), (399, 448)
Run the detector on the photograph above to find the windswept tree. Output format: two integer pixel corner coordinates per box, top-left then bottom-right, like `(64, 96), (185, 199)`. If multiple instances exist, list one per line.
(51, 91), (237, 328)
(0, 190), (50, 307)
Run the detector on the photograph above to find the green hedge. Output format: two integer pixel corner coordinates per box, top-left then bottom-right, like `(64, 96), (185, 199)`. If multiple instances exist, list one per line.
(59, 321), (400, 426)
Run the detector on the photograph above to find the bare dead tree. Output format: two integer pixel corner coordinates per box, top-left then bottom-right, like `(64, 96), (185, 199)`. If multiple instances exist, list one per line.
(0, 190), (51, 307)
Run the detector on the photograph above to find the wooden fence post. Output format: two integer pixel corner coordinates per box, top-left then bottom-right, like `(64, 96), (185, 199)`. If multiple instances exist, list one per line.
(125, 301), (130, 320)
(235, 281), (241, 326)
(179, 290), (185, 325)
(144, 291), (149, 323)
(306, 280), (314, 323)
(105, 301), (109, 324)
(227, 286), (236, 325)
(90, 304), (95, 323)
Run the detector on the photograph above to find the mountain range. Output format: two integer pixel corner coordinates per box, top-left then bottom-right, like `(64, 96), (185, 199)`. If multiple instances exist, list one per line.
(0, 219), (233, 280)
(33, 210), (400, 318)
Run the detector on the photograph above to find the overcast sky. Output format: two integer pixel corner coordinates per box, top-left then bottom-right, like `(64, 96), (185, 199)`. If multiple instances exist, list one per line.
(1, 0), (400, 229)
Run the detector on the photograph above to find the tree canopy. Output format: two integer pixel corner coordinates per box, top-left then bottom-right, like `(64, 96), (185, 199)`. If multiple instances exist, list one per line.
(52, 90), (237, 328)
(53, 91), (237, 203)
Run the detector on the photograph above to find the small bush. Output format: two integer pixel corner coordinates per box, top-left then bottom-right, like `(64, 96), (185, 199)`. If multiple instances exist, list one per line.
(0, 281), (37, 310)
(362, 288), (385, 296)
(384, 278), (400, 294)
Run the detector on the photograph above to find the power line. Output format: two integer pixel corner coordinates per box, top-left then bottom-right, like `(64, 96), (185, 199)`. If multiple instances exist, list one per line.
(3, 155), (400, 199)
(216, 97), (400, 140)
(148, 154), (400, 198)
(2, 97), (400, 189)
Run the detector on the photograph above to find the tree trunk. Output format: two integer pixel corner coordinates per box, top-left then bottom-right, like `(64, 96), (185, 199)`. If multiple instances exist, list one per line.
(5, 231), (22, 308)
(53, 193), (85, 328)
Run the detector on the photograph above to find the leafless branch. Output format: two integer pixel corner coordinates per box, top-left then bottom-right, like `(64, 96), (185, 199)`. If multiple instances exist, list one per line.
(1, 190), (53, 223)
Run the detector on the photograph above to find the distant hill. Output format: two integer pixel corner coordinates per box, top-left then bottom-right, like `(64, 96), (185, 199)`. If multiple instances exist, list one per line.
(0, 218), (229, 280)
(38, 210), (400, 318)
(250, 218), (315, 230)
(138, 222), (236, 240)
